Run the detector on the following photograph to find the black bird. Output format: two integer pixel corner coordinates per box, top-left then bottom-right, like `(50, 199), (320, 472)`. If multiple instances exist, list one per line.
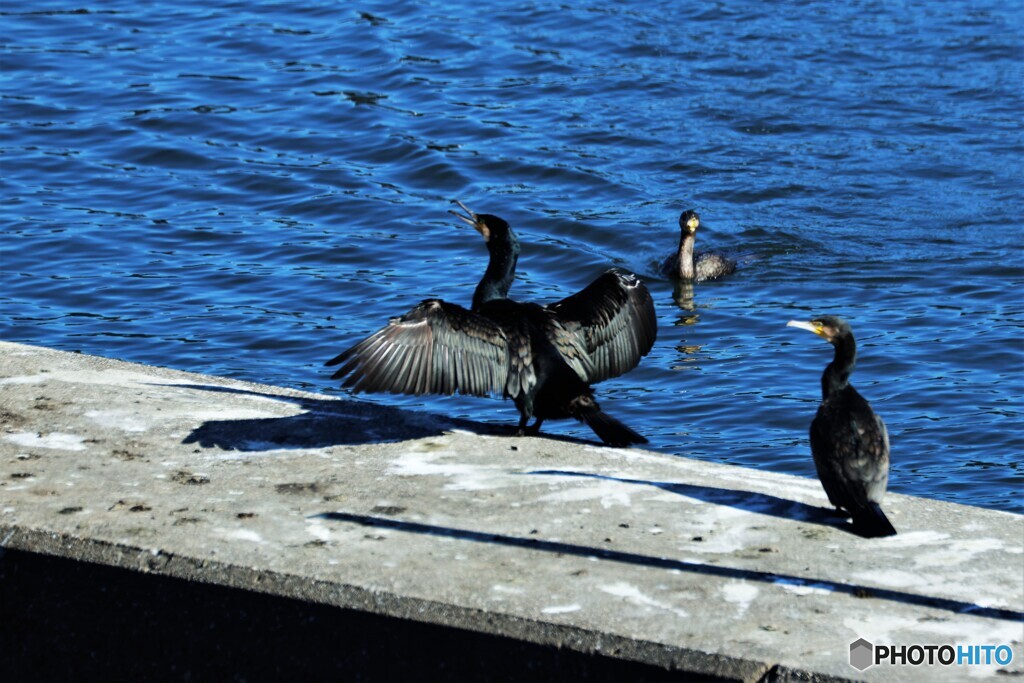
(787, 316), (897, 537)
(660, 210), (736, 282)
(326, 200), (658, 447)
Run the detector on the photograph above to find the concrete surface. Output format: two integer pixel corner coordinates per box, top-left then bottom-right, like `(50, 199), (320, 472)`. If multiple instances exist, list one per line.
(0, 341), (1021, 681)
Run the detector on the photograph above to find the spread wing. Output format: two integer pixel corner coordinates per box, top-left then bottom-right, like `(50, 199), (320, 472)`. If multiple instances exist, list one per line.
(325, 299), (509, 397)
(547, 267), (658, 384)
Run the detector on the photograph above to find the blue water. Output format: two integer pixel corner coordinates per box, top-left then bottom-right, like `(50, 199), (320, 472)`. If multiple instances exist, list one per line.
(2, 1), (1022, 513)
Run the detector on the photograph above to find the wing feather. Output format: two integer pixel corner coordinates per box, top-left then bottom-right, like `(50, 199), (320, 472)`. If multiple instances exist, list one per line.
(547, 268), (657, 384)
(325, 299), (509, 397)
(810, 390), (891, 513)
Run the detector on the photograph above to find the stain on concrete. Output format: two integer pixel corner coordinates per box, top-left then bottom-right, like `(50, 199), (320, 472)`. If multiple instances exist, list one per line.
(171, 470), (209, 485)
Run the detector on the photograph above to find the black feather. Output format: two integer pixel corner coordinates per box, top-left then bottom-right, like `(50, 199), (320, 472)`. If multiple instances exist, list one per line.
(794, 316), (897, 537)
(325, 206), (657, 446)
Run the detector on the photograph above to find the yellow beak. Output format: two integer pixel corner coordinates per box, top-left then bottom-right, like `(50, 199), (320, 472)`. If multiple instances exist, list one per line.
(786, 320), (824, 337)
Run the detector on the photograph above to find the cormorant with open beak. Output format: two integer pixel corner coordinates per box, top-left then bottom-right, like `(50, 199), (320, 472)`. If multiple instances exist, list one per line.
(326, 201), (658, 447)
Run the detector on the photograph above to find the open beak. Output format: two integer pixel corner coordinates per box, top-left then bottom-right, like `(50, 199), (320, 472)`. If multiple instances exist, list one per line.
(687, 216), (699, 233)
(448, 199), (484, 235)
(786, 320), (823, 337)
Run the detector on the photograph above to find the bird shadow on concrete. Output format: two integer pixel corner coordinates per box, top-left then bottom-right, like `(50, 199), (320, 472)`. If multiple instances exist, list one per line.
(162, 383), (598, 451)
(164, 383), (480, 450)
(525, 469), (861, 535)
(315, 511), (1022, 624)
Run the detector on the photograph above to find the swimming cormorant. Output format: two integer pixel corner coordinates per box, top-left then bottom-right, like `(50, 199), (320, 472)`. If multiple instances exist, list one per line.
(660, 210), (736, 282)
(787, 316), (897, 537)
(326, 201), (658, 447)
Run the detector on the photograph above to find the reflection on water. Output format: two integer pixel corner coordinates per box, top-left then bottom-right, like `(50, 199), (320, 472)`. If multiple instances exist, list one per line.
(670, 344), (706, 373)
(672, 282), (698, 316)
(1, 0), (1021, 513)
(670, 283), (704, 370)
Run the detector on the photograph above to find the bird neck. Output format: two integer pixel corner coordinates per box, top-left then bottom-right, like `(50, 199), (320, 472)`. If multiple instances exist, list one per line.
(676, 234), (696, 281)
(821, 335), (856, 399)
(472, 235), (519, 310)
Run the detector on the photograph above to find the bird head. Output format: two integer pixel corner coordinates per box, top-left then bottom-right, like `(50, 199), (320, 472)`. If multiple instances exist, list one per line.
(449, 199), (512, 244)
(679, 209), (700, 235)
(786, 315), (852, 345)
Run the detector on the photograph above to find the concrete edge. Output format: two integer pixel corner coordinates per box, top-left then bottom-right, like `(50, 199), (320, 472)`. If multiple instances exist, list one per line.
(1, 523), (853, 682)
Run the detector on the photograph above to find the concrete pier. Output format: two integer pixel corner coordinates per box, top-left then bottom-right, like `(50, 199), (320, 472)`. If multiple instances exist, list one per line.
(1, 341), (1021, 681)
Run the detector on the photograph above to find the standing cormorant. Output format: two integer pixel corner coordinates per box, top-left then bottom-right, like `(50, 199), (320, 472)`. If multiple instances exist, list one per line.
(660, 210), (737, 282)
(787, 316), (897, 537)
(326, 200), (658, 447)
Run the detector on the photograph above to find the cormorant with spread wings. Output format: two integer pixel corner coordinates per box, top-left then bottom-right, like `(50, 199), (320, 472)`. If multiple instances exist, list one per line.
(326, 200), (658, 446)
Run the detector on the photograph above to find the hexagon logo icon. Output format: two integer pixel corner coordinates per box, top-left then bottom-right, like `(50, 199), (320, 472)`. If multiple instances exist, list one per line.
(849, 638), (874, 671)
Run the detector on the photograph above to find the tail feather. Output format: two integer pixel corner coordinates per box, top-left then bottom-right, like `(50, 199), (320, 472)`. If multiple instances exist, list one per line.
(581, 408), (647, 447)
(851, 502), (897, 538)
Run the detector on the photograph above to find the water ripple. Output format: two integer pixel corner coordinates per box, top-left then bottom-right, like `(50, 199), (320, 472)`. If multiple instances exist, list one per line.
(2, 0), (1022, 513)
